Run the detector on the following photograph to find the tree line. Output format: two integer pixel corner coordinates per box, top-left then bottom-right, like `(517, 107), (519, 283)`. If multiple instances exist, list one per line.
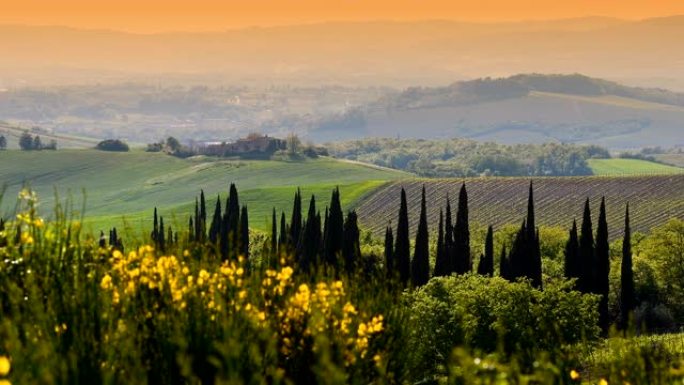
(380, 182), (634, 333)
(18, 131), (57, 151)
(133, 181), (636, 334)
(327, 138), (610, 177)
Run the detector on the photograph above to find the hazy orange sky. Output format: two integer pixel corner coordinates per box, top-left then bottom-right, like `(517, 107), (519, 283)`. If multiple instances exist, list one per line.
(2, 0), (684, 33)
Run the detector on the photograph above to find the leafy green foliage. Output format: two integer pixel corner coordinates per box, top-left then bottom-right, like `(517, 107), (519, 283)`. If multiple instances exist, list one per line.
(635, 218), (684, 322)
(407, 275), (600, 380)
(328, 138), (606, 177)
(96, 139), (130, 152)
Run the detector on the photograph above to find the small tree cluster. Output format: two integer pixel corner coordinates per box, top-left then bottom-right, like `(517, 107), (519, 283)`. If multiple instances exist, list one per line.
(562, 197), (633, 333)
(500, 182), (542, 288)
(270, 187), (363, 274)
(386, 183), (472, 287)
(98, 227), (124, 252)
(96, 139), (129, 152)
(19, 132), (57, 151)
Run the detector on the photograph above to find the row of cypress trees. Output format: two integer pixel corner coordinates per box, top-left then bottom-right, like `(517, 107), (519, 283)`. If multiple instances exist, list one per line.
(268, 187), (362, 273)
(381, 182), (635, 331)
(151, 185), (249, 261)
(99, 227), (125, 252)
(384, 184), (474, 287)
(563, 198), (635, 332)
(384, 182), (543, 288)
(143, 182), (636, 331)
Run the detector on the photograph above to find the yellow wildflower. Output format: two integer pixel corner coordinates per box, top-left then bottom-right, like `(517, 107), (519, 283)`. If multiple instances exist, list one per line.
(0, 356), (9, 376)
(20, 232), (34, 245)
(100, 274), (113, 290)
(598, 379), (608, 385)
(569, 370), (580, 380)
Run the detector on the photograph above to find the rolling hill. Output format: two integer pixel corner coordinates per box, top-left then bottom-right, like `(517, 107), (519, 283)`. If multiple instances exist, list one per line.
(0, 150), (409, 233)
(0, 122), (100, 149)
(355, 175), (684, 239)
(2, 150), (682, 239)
(335, 74), (684, 148)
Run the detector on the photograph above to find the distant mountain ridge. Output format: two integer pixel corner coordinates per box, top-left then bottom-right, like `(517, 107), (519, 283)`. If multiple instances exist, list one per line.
(321, 73), (684, 148)
(1, 17), (684, 88)
(380, 74), (684, 110)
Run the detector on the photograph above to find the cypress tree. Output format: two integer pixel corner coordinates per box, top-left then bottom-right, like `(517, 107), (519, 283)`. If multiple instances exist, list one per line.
(228, 184), (241, 259)
(434, 210), (449, 277)
(478, 225), (494, 276)
(499, 245), (511, 280)
(444, 194), (454, 272)
(476, 254), (486, 275)
(209, 195), (222, 244)
(384, 224), (394, 278)
(620, 203), (636, 329)
(323, 187), (344, 267)
(578, 198), (595, 294)
(298, 195), (320, 272)
(289, 188), (302, 249)
(411, 186), (430, 287)
(508, 221), (526, 279)
(527, 182), (542, 288)
(314, 211), (323, 260)
(564, 219), (581, 284)
(219, 210), (228, 260)
(111, 228), (120, 252)
(342, 211), (361, 274)
(240, 206), (249, 261)
(395, 188), (411, 285)
(279, 212), (287, 254)
(194, 198), (200, 242)
(199, 190), (207, 242)
(453, 183), (471, 274)
(152, 207), (159, 243)
(110, 228), (115, 248)
(99, 230), (106, 248)
(271, 208), (278, 257)
(167, 226), (174, 248)
(188, 217), (194, 243)
(595, 197), (610, 333)
(159, 216), (165, 252)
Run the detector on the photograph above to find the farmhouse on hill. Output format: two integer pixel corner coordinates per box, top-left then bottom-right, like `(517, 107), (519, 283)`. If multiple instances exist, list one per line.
(197, 134), (286, 157)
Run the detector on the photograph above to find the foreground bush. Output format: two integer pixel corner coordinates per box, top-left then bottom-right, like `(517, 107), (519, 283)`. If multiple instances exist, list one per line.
(407, 275), (600, 381)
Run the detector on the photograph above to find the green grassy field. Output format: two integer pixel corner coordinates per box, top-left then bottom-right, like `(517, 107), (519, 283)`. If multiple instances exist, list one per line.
(0, 122), (101, 149)
(0, 150), (409, 233)
(588, 158), (684, 175)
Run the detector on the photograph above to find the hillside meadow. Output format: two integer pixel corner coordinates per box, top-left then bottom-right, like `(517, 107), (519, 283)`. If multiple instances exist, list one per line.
(0, 150), (408, 233)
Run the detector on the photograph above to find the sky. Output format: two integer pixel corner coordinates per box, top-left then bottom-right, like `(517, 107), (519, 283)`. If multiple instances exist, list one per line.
(1, 0), (684, 33)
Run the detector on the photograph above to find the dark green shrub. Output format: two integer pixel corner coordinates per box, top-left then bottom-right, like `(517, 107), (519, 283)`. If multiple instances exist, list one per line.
(407, 275), (600, 380)
(96, 139), (130, 152)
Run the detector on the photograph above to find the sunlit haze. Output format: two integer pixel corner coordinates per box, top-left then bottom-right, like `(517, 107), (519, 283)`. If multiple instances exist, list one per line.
(2, 0), (684, 32)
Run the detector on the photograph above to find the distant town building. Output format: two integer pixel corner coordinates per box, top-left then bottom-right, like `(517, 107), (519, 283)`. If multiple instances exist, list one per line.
(198, 134), (286, 157)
